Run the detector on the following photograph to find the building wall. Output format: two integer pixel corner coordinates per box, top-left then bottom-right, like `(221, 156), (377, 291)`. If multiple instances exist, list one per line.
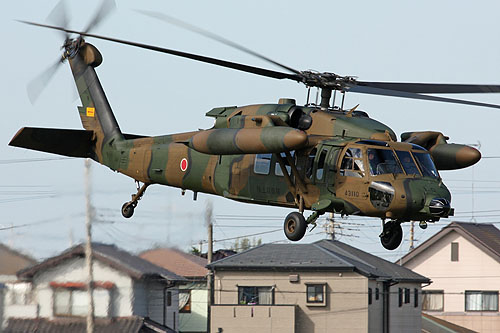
(179, 282), (208, 333)
(213, 270), (370, 333)
(404, 231), (500, 333)
(32, 257), (134, 318)
(389, 282), (423, 332)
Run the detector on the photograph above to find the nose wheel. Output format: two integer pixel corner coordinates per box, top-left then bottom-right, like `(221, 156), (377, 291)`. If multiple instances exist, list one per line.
(121, 181), (150, 219)
(379, 220), (403, 250)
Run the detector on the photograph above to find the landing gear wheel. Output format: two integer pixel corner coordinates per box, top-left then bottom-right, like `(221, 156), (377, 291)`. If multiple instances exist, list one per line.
(121, 202), (135, 218)
(284, 212), (307, 241)
(380, 221), (403, 250)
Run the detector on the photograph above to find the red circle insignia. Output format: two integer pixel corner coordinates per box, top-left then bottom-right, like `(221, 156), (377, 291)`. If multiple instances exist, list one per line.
(180, 158), (188, 172)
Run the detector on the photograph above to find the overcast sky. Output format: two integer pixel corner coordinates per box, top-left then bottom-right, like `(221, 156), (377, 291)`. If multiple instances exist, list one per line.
(2, 0), (500, 262)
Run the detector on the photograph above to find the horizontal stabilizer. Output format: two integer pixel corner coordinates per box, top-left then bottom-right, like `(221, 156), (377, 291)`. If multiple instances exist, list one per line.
(9, 127), (94, 158)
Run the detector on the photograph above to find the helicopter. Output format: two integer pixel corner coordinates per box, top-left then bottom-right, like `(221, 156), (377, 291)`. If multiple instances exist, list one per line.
(11, 2), (500, 250)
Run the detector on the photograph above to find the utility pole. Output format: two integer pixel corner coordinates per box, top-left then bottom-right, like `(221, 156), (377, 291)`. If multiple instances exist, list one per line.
(325, 213), (335, 240)
(84, 159), (95, 333)
(409, 221), (415, 251)
(206, 201), (213, 333)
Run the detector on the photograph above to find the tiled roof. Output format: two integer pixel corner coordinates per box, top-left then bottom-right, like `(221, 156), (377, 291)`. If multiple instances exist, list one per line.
(17, 243), (186, 282)
(399, 222), (500, 265)
(139, 248), (208, 278)
(208, 239), (429, 282)
(0, 243), (36, 275)
(5, 317), (176, 333)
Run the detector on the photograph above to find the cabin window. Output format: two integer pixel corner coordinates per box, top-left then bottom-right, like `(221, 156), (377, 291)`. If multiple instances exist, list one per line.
(465, 291), (499, 311)
(275, 151), (295, 176)
(316, 149), (328, 180)
(395, 151), (420, 176)
(340, 148), (365, 177)
(238, 286), (274, 305)
(413, 152), (439, 178)
(254, 153), (272, 175)
(422, 290), (444, 311)
(367, 148), (403, 176)
(306, 149), (317, 179)
(179, 290), (191, 313)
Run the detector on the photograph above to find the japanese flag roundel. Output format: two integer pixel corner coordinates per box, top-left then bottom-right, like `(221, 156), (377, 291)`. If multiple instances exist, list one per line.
(180, 158), (188, 172)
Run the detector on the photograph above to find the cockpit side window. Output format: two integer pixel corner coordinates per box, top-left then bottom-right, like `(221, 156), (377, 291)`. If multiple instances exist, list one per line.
(395, 151), (420, 176)
(413, 152), (439, 178)
(367, 148), (403, 176)
(340, 148), (365, 177)
(316, 149), (328, 180)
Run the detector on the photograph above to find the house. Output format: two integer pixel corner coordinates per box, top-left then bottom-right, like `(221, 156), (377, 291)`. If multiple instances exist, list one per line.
(0, 243), (37, 329)
(399, 221), (500, 333)
(3, 242), (186, 333)
(140, 248), (209, 333)
(0, 243), (36, 281)
(207, 239), (429, 333)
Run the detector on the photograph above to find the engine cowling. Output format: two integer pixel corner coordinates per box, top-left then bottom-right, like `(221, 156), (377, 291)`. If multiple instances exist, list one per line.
(401, 131), (481, 170)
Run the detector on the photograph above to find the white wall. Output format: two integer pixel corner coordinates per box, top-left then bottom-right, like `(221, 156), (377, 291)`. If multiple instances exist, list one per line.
(179, 282), (208, 333)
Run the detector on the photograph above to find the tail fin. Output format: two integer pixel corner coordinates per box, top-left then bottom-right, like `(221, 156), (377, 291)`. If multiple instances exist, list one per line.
(69, 42), (124, 163)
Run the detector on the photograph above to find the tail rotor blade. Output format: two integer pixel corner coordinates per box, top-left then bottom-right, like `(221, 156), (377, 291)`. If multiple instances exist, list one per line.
(27, 59), (63, 104)
(46, 0), (70, 40)
(83, 0), (116, 34)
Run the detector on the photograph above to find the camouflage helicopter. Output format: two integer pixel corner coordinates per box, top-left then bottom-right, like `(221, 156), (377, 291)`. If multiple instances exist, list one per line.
(12, 4), (500, 250)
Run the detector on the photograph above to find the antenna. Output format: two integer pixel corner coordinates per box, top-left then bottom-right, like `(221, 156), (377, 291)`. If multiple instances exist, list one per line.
(468, 141), (481, 222)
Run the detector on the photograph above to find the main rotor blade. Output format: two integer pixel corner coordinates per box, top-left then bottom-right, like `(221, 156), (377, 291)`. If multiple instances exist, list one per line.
(83, 0), (116, 34)
(347, 85), (500, 110)
(136, 9), (302, 75)
(19, 21), (303, 82)
(27, 58), (63, 104)
(356, 81), (500, 94)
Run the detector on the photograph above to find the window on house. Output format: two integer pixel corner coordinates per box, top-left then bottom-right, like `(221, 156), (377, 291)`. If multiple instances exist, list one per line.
(254, 154), (272, 175)
(398, 288), (403, 307)
(451, 242), (459, 262)
(238, 286), (273, 305)
(368, 288), (372, 305)
(465, 291), (499, 311)
(54, 288), (109, 317)
(422, 290), (444, 311)
(414, 288), (419, 308)
(167, 291), (172, 307)
(375, 288), (380, 301)
(404, 288), (411, 304)
(306, 284), (326, 305)
(179, 290), (191, 313)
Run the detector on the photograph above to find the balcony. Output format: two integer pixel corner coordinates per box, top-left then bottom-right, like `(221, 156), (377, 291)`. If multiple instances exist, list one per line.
(211, 304), (296, 333)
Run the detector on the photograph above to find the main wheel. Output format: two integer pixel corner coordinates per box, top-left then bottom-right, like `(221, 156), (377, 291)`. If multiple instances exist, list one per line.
(380, 222), (403, 250)
(284, 212), (307, 241)
(121, 202), (135, 218)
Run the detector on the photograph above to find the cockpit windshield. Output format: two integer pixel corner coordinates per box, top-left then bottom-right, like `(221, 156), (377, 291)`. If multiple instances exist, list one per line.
(413, 152), (439, 178)
(394, 151), (420, 176)
(367, 148), (403, 176)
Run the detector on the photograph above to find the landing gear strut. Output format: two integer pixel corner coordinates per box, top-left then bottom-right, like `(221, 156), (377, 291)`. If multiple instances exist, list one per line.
(121, 181), (150, 218)
(379, 220), (403, 250)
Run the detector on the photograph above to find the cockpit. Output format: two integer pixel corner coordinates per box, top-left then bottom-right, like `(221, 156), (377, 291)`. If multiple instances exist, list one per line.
(339, 140), (439, 179)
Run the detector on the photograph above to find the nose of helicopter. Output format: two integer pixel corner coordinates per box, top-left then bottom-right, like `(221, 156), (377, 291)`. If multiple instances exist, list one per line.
(401, 179), (452, 219)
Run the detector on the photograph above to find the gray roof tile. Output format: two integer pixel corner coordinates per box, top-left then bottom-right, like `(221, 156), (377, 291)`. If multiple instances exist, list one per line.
(208, 239), (429, 282)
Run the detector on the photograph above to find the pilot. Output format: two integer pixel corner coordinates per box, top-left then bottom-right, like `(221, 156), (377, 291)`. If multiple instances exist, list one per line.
(368, 151), (379, 175)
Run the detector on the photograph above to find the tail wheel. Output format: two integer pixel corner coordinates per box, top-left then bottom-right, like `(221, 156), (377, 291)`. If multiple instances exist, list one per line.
(284, 212), (307, 241)
(380, 221), (403, 250)
(121, 202), (135, 218)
